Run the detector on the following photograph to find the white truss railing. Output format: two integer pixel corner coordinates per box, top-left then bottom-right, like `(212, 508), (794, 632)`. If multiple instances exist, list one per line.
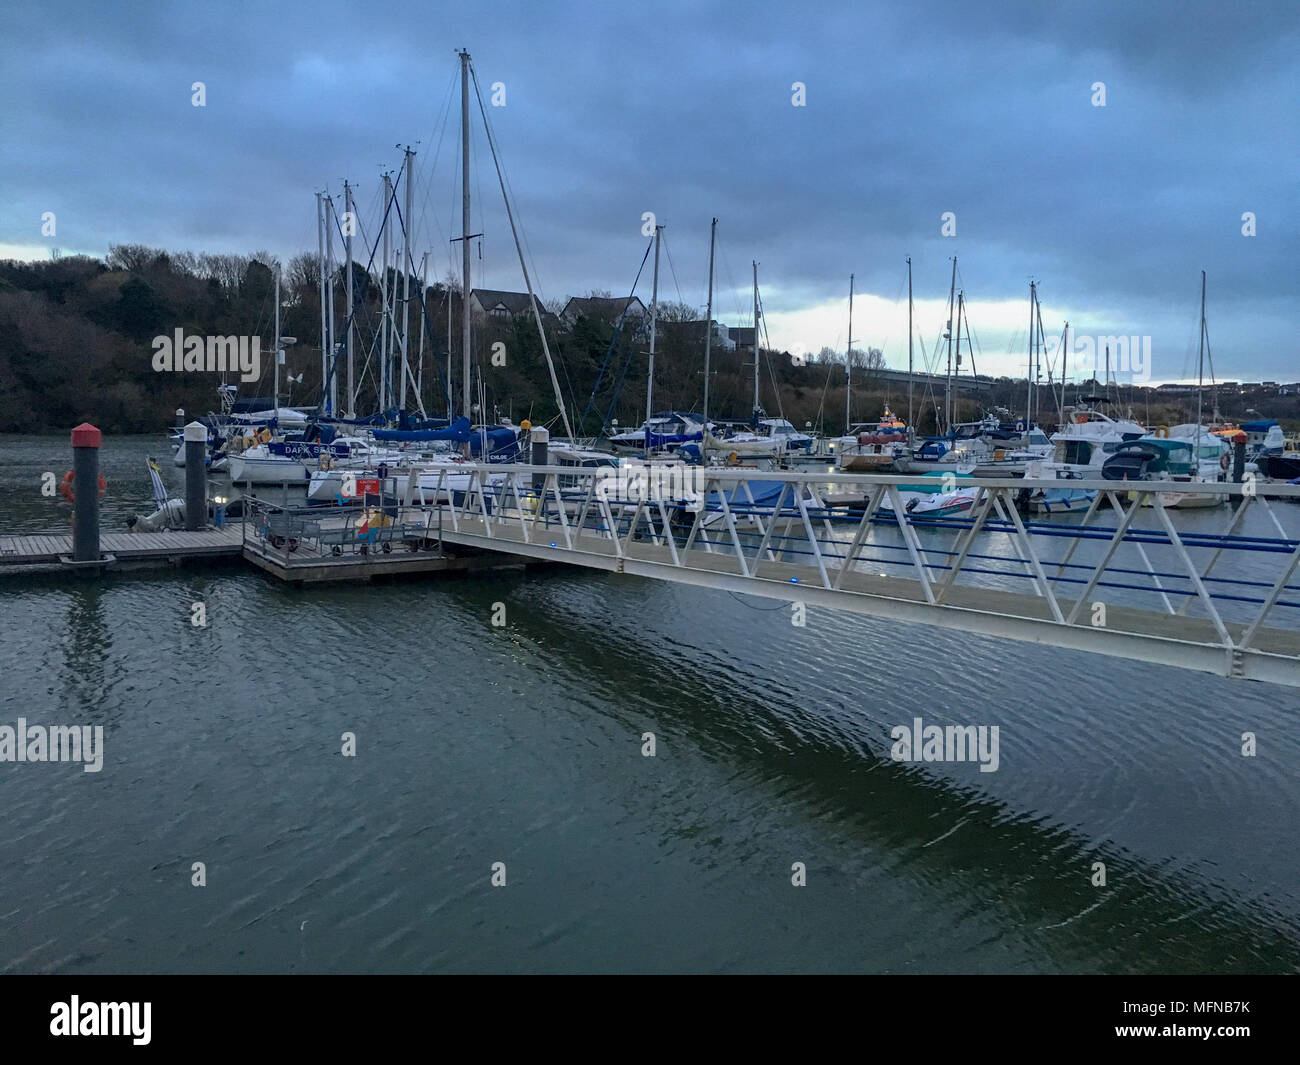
(400, 463), (1300, 687)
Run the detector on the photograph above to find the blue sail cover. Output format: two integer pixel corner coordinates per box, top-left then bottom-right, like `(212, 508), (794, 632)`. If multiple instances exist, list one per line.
(646, 429), (703, 449)
(372, 416), (473, 442)
(702, 481), (795, 513)
(319, 413), (388, 427)
(470, 426), (522, 462)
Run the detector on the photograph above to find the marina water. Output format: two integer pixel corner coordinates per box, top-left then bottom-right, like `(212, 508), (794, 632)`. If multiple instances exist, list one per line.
(2, 435), (1298, 973)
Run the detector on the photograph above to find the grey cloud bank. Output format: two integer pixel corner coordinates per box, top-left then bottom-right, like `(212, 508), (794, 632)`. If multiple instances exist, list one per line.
(1, 0), (1295, 380)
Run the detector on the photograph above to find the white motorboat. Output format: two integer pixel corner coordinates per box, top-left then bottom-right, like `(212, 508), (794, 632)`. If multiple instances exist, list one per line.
(1022, 407), (1145, 513)
(608, 411), (706, 455)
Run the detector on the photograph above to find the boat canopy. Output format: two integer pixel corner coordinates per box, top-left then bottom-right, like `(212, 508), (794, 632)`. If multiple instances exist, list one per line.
(1102, 438), (1196, 479)
(372, 416), (473, 442)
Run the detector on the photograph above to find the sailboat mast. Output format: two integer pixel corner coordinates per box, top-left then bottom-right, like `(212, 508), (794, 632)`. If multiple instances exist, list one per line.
(325, 195), (337, 417)
(344, 181), (354, 418)
(907, 257), (914, 430)
(702, 217), (716, 442)
(1196, 270), (1206, 447)
(459, 48), (472, 425)
(953, 289), (964, 429)
(417, 251), (428, 409)
(446, 284), (452, 418)
(1026, 280), (1035, 430)
(845, 273), (854, 435)
(380, 173), (392, 412)
(1062, 321), (1068, 416)
(316, 192), (326, 415)
(944, 256), (957, 433)
(645, 225), (661, 423)
(273, 261), (281, 420)
(752, 261), (760, 417)
(400, 146), (414, 412)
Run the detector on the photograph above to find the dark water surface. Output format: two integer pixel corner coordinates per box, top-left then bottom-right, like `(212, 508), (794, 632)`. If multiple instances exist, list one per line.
(1, 435), (1298, 973)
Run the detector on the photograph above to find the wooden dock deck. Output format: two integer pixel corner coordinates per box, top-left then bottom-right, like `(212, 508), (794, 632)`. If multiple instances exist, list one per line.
(0, 521), (521, 584)
(241, 537), (522, 583)
(0, 526), (245, 572)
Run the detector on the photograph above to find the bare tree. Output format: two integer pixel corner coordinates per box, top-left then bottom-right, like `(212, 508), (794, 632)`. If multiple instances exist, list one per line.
(653, 300), (700, 323)
(285, 253), (320, 294)
(105, 244), (164, 273)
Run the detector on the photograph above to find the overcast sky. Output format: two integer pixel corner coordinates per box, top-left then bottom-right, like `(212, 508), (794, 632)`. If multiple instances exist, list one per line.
(2, 0), (1295, 384)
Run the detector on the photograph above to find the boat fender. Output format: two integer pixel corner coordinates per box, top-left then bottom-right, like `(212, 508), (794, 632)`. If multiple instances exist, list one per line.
(59, 470), (107, 502)
(319, 453), (333, 471)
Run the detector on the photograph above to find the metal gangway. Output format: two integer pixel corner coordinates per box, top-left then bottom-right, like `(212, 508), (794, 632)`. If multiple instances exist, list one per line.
(400, 462), (1300, 687)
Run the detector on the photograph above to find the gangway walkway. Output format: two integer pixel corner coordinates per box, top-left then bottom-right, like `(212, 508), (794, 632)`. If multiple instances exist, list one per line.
(406, 462), (1300, 688)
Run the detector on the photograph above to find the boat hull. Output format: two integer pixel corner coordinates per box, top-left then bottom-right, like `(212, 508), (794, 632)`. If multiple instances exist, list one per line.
(227, 455), (309, 484)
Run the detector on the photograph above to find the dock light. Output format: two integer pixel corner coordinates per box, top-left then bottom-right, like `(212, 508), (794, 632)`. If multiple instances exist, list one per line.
(790, 577), (799, 583)
(550, 541), (557, 548)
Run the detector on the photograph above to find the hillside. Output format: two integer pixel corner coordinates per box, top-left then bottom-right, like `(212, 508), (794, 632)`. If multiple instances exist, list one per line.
(0, 247), (1291, 437)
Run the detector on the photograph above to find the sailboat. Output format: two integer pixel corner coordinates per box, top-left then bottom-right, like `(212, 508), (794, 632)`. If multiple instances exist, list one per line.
(306, 50), (574, 505)
(892, 261), (1006, 474)
(703, 262), (792, 457)
(833, 263), (917, 470)
(1102, 272), (1228, 508)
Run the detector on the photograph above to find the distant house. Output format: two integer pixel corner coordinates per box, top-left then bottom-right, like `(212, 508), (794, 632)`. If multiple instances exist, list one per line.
(560, 295), (647, 328)
(661, 319), (736, 351)
(469, 288), (547, 321)
(728, 326), (755, 352)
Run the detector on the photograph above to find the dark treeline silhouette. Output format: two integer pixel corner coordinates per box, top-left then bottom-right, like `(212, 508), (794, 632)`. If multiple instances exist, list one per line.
(0, 247), (1285, 436)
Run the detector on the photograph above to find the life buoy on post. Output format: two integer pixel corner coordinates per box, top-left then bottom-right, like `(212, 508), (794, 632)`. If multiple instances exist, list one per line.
(58, 471), (106, 502)
(1155, 425), (1169, 438)
(1219, 452), (1231, 471)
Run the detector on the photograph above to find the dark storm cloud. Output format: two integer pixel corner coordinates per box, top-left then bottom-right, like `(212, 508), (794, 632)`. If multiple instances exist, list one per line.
(2, 0), (1295, 378)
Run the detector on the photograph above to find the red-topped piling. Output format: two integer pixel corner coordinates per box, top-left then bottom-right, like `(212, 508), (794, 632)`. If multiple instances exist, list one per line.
(70, 422), (102, 562)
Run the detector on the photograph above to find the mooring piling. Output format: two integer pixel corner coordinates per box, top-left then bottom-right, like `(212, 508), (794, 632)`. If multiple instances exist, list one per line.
(531, 426), (549, 490)
(70, 422), (102, 562)
(184, 421), (207, 530)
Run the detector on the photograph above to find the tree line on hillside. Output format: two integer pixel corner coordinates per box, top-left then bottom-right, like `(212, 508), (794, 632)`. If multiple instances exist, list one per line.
(0, 247), (1288, 436)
